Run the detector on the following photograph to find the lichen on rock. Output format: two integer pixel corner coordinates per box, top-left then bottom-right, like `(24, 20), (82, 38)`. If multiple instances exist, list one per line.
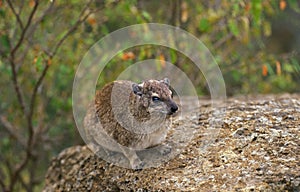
(43, 94), (300, 191)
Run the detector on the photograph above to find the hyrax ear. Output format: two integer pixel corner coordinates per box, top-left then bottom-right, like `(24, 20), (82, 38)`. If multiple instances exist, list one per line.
(161, 78), (170, 86)
(132, 83), (143, 96)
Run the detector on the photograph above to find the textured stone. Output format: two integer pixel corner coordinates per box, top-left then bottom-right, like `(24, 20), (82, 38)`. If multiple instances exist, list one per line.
(44, 94), (300, 191)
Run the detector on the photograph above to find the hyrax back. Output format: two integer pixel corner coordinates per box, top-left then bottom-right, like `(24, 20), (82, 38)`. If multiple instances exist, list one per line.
(84, 78), (178, 169)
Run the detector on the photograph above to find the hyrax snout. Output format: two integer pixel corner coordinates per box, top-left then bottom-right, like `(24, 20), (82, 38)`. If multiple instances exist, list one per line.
(84, 78), (178, 169)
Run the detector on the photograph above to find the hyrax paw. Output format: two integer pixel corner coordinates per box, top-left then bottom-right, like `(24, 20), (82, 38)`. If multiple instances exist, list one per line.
(131, 159), (145, 170)
(158, 144), (172, 155)
(104, 149), (117, 157)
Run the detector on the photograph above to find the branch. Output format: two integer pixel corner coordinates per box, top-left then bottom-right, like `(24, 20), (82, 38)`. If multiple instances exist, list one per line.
(11, 0), (39, 55)
(16, 42), (31, 72)
(7, 2), (40, 191)
(9, 156), (29, 192)
(7, 1), (99, 191)
(17, 0), (56, 71)
(26, 0), (56, 43)
(27, 0), (95, 146)
(9, 59), (26, 115)
(50, 0), (94, 57)
(6, 0), (24, 30)
(9, 0), (40, 116)
(0, 116), (27, 148)
(27, 0), (96, 156)
(26, 0), (96, 156)
(28, 63), (49, 147)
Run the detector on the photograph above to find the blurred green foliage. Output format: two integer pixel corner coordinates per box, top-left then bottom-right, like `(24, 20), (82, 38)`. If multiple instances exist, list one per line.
(95, 0), (300, 95)
(0, 0), (299, 191)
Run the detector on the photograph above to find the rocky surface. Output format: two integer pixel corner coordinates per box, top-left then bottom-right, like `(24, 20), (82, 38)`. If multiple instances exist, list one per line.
(44, 94), (300, 191)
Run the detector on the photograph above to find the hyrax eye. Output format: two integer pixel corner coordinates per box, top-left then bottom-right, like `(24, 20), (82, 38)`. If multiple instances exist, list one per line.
(152, 96), (160, 102)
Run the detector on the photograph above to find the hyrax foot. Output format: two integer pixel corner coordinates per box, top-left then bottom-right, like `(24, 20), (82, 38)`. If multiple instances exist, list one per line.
(157, 144), (172, 156)
(103, 148), (117, 157)
(121, 147), (145, 170)
(131, 158), (145, 170)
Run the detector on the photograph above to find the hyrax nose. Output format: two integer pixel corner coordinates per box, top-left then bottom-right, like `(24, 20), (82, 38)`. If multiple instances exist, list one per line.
(170, 103), (178, 113)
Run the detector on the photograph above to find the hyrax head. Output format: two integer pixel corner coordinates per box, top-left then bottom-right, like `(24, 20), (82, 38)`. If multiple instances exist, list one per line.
(132, 78), (178, 115)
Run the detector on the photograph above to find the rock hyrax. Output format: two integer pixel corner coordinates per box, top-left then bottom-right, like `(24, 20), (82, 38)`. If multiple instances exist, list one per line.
(84, 78), (178, 169)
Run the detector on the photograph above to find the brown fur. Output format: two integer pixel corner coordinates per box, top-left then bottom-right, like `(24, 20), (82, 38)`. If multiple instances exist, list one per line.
(84, 78), (178, 169)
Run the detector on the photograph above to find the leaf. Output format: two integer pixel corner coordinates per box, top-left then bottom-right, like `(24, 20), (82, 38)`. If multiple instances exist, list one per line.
(262, 64), (268, 76)
(280, 0), (287, 10)
(100, 25), (109, 35)
(232, 70), (241, 82)
(232, 4), (239, 16)
(121, 52), (135, 61)
(0, 34), (10, 53)
(262, 21), (271, 37)
(87, 14), (97, 26)
(228, 19), (239, 37)
(291, 58), (300, 72)
(138, 48), (146, 60)
(283, 63), (294, 73)
(0, 8), (5, 18)
(267, 63), (275, 75)
(251, 0), (262, 26)
(47, 59), (52, 66)
(199, 18), (210, 32)
(29, 0), (35, 8)
(181, 2), (188, 22)
(241, 17), (249, 43)
(34, 56), (43, 71)
(276, 61), (281, 75)
(142, 11), (152, 21)
(169, 49), (177, 63)
(159, 54), (166, 68)
(244, 2), (251, 12)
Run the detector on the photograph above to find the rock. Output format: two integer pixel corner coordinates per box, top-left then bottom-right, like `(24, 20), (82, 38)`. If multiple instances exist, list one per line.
(43, 94), (300, 191)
